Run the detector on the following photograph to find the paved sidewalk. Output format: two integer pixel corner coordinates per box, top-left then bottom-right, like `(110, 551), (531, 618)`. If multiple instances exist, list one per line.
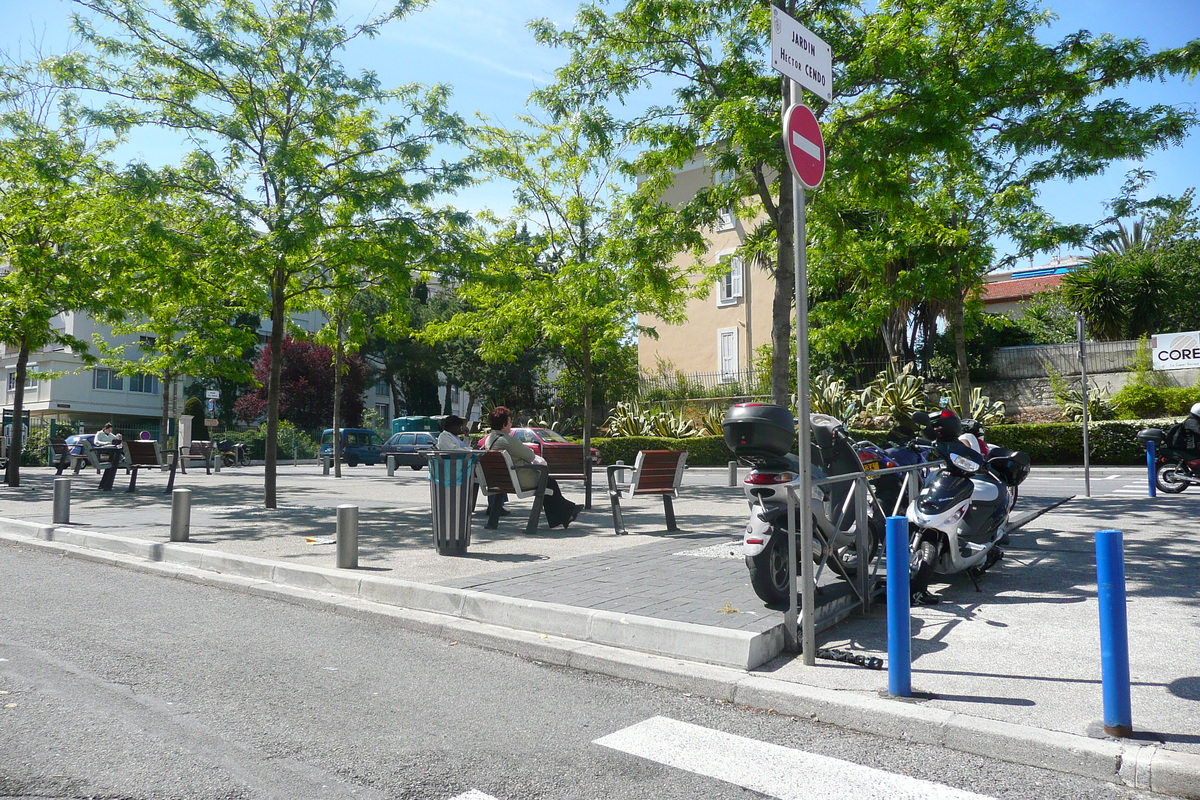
(1, 463), (1197, 798)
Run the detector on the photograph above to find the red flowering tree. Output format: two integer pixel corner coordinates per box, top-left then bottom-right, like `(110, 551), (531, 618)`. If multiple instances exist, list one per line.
(234, 337), (368, 432)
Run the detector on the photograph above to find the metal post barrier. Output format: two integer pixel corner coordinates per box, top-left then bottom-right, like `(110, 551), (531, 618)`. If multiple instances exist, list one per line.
(854, 476), (870, 613)
(727, 461), (738, 488)
(322, 455), (331, 476)
(53, 477), (71, 524)
(169, 488), (191, 542)
(387, 454), (396, 477)
(337, 505), (359, 569)
(1145, 439), (1156, 498)
(886, 515), (912, 697)
(1096, 529), (1133, 737)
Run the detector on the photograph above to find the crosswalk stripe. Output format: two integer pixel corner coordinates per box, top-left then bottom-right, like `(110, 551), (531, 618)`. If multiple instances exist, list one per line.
(446, 791), (498, 800)
(595, 716), (997, 800)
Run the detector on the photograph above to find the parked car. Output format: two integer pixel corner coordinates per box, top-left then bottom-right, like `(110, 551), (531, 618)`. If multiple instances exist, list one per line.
(319, 428), (384, 467)
(381, 430), (437, 470)
(479, 427), (600, 464)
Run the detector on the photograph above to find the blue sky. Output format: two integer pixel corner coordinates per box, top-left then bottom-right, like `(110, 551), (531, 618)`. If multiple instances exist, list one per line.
(3, 0), (1198, 265)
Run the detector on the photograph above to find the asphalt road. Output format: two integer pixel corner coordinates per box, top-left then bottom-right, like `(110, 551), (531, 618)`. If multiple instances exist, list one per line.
(1, 541), (1167, 800)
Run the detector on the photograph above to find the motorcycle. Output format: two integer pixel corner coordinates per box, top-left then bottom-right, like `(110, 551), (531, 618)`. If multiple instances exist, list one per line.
(1140, 422), (1200, 494)
(216, 439), (251, 467)
(723, 403), (884, 606)
(906, 409), (1030, 600)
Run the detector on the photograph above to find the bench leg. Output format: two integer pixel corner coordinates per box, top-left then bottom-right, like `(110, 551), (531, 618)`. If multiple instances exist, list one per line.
(527, 471), (549, 535)
(609, 492), (627, 536)
(97, 464), (117, 491)
(663, 495), (678, 532)
(486, 496), (500, 530)
(126, 467), (139, 493)
(164, 464), (177, 493)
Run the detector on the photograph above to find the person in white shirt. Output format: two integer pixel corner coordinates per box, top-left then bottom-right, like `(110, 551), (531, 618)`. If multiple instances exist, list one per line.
(94, 423), (122, 446)
(436, 415), (471, 450)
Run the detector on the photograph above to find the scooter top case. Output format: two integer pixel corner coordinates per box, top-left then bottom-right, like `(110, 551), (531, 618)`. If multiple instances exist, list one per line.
(723, 403), (795, 463)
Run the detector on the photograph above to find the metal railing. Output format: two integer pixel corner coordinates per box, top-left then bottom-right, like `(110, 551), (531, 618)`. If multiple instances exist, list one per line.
(782, 460), (927, 663)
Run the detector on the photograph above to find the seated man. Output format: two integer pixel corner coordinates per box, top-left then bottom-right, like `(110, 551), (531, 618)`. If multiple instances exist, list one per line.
(94, 422), (123, 447)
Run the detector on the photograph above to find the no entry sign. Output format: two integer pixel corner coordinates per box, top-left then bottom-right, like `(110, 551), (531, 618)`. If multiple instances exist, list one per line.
(784, 103), (825, 190)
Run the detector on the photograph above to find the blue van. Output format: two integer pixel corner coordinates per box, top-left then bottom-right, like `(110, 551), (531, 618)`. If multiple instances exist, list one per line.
(320, 428), (384, 467)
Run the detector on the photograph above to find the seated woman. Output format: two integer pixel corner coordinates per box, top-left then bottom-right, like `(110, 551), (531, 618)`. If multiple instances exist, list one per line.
(481, 406), (581, 529)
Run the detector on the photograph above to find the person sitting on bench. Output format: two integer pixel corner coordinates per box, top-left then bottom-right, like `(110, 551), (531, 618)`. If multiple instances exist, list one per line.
(481, 406), (581, 529)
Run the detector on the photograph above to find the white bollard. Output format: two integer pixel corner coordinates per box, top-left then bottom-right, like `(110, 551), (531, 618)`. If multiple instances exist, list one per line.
(728, 460), (738, 487)
(170, 488), (191, 542)
(387, 454), (396, 477)
(53, 478), (71, 524)
(336, 504), (358, 569)
(322, 455), (331, 475)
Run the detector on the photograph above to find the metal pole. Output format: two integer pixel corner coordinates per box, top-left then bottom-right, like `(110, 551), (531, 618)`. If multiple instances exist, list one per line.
(1095, 529), (1132, 737)
(1146, 439), (1157, 498)
(1078, 314), (1091, 497)
(886, 515), (912, 696)
(727, 460), (738, 488)
(790, 79), (816, 668)
(855, 476), (870, 612)
(387, 454), (396, 477)
(169, 488), (191, 542)
(785, 489), (799, 653)
(336, 504), (359, 569)
(52, 477), (71, 524)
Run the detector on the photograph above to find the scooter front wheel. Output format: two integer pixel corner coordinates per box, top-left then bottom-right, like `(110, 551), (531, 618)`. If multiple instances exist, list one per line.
(1156, 461), (1189, 494)
(911, 539), (936, 593)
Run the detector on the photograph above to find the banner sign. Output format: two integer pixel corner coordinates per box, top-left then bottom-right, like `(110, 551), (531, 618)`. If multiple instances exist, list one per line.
(1152, 330), (1200, 370)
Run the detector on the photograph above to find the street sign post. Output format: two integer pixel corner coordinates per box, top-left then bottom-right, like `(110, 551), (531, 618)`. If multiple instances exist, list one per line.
(770, 6), (832, 664)
(784, 104), (825, 189)
(770, 6), (833, 103)
(205, 389), (220, 399)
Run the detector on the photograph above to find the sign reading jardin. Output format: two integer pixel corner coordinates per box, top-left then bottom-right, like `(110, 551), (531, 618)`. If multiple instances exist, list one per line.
(770, 6), (832, 103)
(1152, 330), (1200, 370)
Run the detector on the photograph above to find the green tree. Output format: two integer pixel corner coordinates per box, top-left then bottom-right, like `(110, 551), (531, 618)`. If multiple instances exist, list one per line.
(0, 64), (125, 486)
(56, 0), (473, 507)
(426, 114), (694, 485)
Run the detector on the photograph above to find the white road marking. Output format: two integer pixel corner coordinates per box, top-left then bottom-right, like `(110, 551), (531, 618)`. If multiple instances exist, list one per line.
(446, 791), (498, 800)
(596, 716), (997, 800)
(791, 129), (821, 160)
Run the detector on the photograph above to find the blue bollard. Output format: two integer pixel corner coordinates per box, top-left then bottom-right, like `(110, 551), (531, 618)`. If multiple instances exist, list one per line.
(886, 515), (911, 697)
(1145, 439), (1157, 498)
(1095, 529), (1133, 738)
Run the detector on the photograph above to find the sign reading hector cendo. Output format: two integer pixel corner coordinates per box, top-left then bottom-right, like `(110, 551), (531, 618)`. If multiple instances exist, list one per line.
(1152, 330), (1200, 370)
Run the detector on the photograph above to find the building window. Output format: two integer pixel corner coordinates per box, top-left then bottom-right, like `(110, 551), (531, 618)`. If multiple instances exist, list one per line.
(717, 327), (739, 380)
(7, 372), (38, 391)
(129, 373), (159, 394)
(716, 203), (735, 231)
(717, 254), (744, 307)
(375, 377), (389, 396)
(93, 368), (124, 391)
(375, 403), (390, 420)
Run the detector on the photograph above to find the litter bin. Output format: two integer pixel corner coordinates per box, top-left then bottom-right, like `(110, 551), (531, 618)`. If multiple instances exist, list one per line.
(428, 450), (481, 555)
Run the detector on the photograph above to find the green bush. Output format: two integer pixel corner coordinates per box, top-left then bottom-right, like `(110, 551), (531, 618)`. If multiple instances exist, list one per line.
(1112, 384), (1200, 419)
(223, 421), (318, 460)
(590, 435), (732, 467)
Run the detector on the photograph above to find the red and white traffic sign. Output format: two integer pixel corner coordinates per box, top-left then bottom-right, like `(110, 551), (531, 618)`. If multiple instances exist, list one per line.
(784, 104), (825, 190)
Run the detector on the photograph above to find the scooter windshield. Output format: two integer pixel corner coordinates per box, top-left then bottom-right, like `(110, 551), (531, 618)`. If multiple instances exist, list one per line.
(917, 472), (973, 515)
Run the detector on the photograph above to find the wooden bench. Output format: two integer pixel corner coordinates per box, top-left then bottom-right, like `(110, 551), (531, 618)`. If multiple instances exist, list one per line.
(541, 444), (593, 509)
(48, 438), (73, 475)
(474, 450), (549, 535)
(121, 440), (178, 493)
(68, 438), (104, 474)
(178, 440), (214, 474)
(606, 450), (688, 536)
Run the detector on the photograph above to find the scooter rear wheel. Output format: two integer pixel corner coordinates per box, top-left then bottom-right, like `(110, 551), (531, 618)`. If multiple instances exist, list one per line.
(1156, 461), (1189, 494)
(747, 532), (790, 605)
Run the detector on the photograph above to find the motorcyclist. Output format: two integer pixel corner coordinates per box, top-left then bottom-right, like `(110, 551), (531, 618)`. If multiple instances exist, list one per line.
(1183, 402), (1200, 458)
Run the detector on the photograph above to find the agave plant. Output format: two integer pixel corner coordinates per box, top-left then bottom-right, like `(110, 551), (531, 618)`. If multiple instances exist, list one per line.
(947, 380), (1008, 426)
(810, 374), (860, 423)
(860, 364), (926, 426)
(692, 403), (728, 436)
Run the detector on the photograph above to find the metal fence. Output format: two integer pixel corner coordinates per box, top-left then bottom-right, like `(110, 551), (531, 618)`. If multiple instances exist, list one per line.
(988, 339), (1139, 380)
(637, 368), (770, 402)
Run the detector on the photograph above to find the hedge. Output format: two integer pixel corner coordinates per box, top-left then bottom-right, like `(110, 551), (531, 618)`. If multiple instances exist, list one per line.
(586, 419), (1181, 467)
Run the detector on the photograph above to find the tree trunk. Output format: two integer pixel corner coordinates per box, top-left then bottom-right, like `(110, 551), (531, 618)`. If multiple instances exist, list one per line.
(264, 269), (286, 508)
(4, 340), (30, 487)
(771, 161), (796, 407)
(160, 367), (171, 446)
(581, 328), (593, 507)
(948, 285), (971, 415)
(332, 325), (344, 479)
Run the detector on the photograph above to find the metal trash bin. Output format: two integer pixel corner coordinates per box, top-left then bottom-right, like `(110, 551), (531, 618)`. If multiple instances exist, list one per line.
(427, 450), (481, 555)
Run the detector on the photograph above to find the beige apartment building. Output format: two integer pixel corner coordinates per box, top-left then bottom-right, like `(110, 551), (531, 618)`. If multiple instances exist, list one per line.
(637, 157), (774, 381)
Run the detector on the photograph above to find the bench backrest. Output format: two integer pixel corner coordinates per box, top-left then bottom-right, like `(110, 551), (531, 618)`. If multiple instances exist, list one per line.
(475, 450), (520, 494)
(125, 439), (166, 467)
(541, 444), (588, 478)
(184, 440), (212, 456)
(627, 450), (688, 496)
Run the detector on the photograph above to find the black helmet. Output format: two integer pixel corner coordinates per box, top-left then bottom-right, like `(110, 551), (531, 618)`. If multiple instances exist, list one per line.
(925, 408), (963, 441)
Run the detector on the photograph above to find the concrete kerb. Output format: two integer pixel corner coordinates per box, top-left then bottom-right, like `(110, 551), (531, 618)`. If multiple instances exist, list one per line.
(3, 516), (1200, 798)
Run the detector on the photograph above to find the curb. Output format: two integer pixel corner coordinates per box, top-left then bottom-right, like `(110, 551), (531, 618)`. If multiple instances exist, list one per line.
(2, 519), (1198, 798)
